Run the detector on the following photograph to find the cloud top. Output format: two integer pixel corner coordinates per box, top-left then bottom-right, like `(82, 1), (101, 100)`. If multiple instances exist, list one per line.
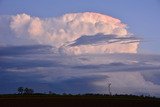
(0, 12), (139, 55)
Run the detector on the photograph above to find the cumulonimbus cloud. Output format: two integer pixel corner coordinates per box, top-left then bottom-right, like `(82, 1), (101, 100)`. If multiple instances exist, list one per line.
(0, 12), (140, 55)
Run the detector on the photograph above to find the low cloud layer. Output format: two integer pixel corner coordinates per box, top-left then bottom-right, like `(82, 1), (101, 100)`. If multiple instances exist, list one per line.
(0, 45), (160, 96)
(0, 12), (139, 55)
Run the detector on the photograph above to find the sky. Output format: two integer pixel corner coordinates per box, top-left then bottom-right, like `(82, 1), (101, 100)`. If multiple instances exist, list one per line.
(0, 0), (160, 53)
(0, 0), (160, 96)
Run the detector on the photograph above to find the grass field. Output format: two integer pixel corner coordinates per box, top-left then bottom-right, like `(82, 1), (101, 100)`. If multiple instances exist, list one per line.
(0, 94), (160, 107)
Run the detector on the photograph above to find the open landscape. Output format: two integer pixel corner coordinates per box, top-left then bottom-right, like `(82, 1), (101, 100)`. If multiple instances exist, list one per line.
(0, 0), (160, 106)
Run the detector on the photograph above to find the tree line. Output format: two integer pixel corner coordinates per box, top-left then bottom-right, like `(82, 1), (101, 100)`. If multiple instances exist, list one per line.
(17, 87), (34, 94)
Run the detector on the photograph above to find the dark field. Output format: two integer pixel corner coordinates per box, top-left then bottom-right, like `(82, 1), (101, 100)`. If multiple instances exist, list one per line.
(0, 94), (160, 107)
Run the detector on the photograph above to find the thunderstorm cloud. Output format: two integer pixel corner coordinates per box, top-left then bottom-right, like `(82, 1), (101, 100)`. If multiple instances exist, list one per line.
(0, 12), (139, 55)
(1, 12), (159, 97)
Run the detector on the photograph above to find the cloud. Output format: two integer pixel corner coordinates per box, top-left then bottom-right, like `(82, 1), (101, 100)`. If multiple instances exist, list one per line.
(0, 12), (139, 55)
(60, 33), (139, 55)
(1, 12), (159, 96)
(0, 45), (52, 56)
(0, 45), (160, 96)
(93, 72), (160, 96)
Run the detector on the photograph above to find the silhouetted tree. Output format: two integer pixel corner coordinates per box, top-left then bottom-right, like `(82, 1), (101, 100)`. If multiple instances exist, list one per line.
(24, 88), (34, 94)
(17, 87), (24, 94)
(28, 88), (34, 94)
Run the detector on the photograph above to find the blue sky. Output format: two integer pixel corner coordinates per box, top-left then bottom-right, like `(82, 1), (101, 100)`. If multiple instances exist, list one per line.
(0, 0), (160, 53)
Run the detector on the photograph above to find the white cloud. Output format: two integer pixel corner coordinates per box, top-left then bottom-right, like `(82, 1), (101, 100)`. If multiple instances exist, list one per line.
(28, 17), (44, 36)
(0, 12), (139, 55)
(10, 13), (31, 37)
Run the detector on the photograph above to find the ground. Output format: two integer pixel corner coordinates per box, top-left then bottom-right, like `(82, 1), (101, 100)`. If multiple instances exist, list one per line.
(0, 94), (160, 107)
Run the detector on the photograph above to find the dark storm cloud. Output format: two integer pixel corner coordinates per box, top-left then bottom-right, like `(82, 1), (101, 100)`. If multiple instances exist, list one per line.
(72, 62), (126, 70)
(0, 58), (62, 69)
(0, 45), (65, 71)
(0, 45), (160, 96)
(70, 34), (139, 46)
(0, 45), (52, 56)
